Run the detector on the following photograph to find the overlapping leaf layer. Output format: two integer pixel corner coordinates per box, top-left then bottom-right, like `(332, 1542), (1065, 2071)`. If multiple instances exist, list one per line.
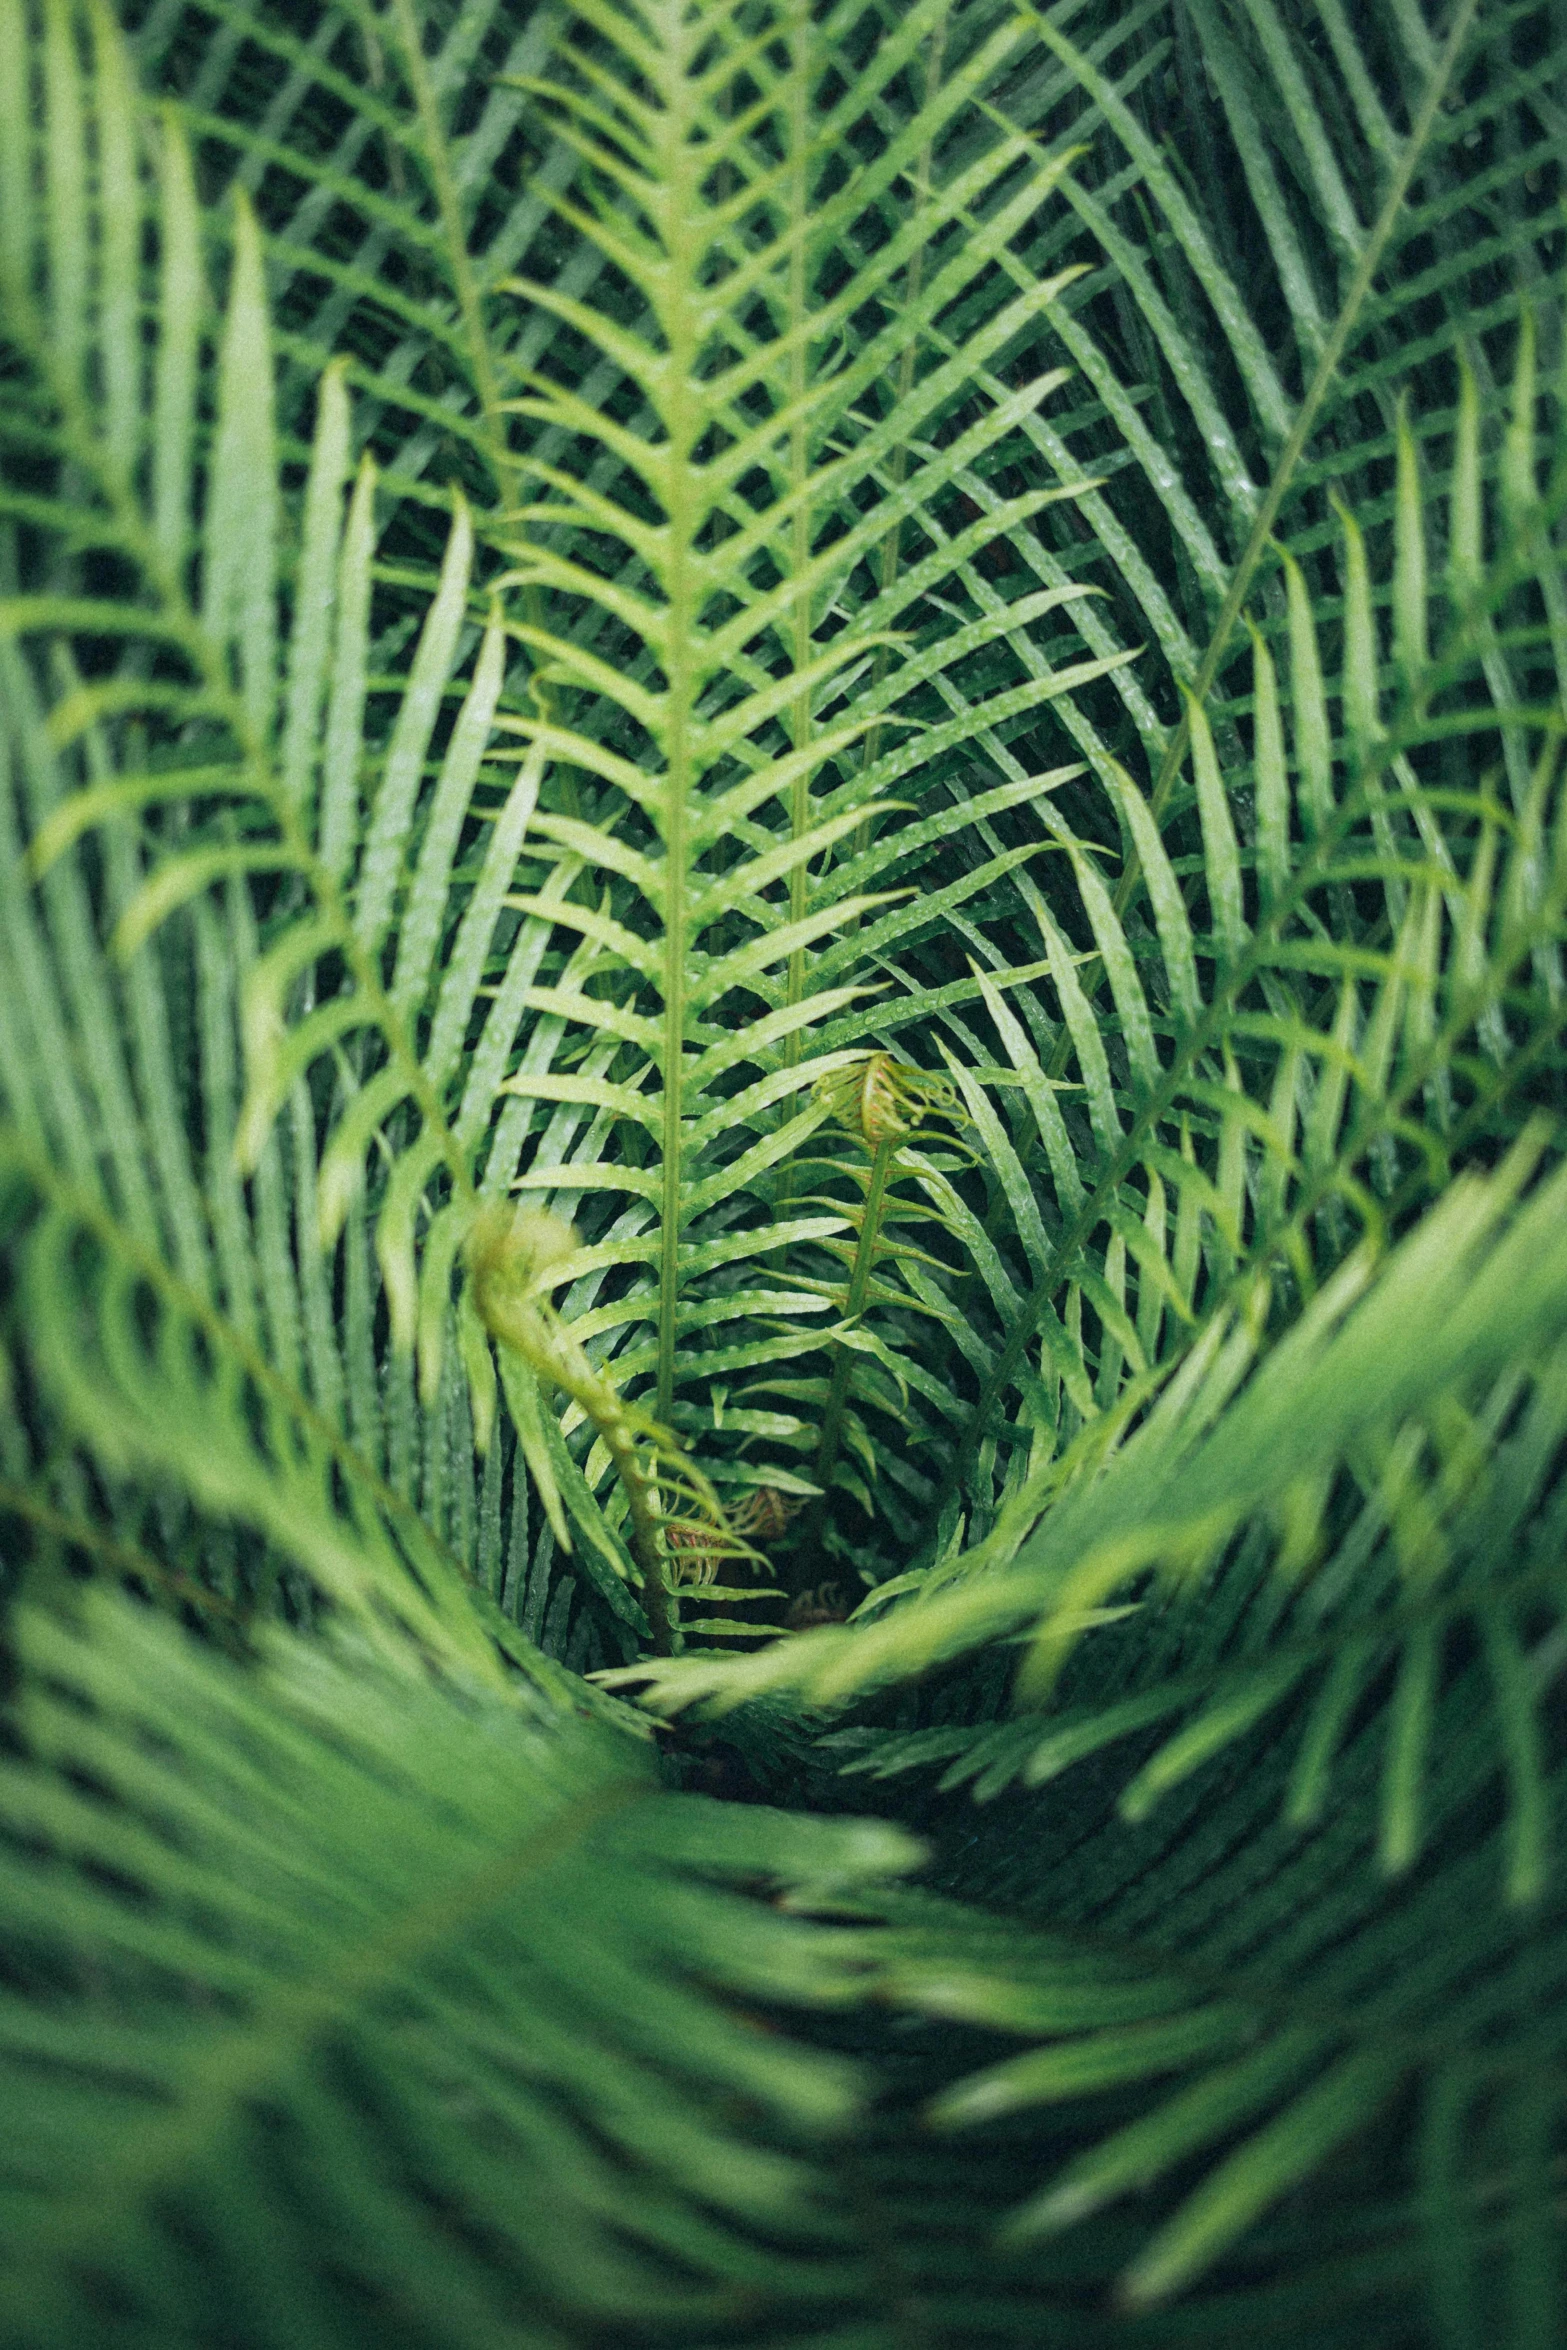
(1, 0), (1565, 2344)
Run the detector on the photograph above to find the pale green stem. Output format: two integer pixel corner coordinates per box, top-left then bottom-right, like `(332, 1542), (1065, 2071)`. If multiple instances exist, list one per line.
(600, 1418), (674, 1656)
(479, 1284), (677, 1656)
(812, 1136), (898, 1499)
(549, 1380), (675, 1657)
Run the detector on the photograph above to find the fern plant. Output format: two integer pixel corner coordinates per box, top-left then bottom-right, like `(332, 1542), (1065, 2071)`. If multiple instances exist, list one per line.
(2, 0), (1566, 2345)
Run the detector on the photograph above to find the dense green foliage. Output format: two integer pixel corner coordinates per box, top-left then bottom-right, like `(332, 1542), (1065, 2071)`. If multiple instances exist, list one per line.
(1, 0), (1565, 2341)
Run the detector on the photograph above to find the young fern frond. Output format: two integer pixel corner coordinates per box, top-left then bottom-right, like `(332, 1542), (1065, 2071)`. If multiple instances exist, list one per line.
(789, 1050), (970, 1540)
(468, 1203), (767, 1652)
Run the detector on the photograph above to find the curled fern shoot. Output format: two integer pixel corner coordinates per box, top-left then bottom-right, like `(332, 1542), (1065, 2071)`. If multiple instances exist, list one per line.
(468, 1207), (760, 1655)
(798, 1053), (970, 1557)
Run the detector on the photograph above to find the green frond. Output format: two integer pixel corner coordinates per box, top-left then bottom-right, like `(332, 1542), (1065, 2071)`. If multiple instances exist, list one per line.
(600, 1134), (1567, 1703)
(4, 1), (1567, 2340)
(0, 0), (636, 1672)
(0, 1590), (920, 2347)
